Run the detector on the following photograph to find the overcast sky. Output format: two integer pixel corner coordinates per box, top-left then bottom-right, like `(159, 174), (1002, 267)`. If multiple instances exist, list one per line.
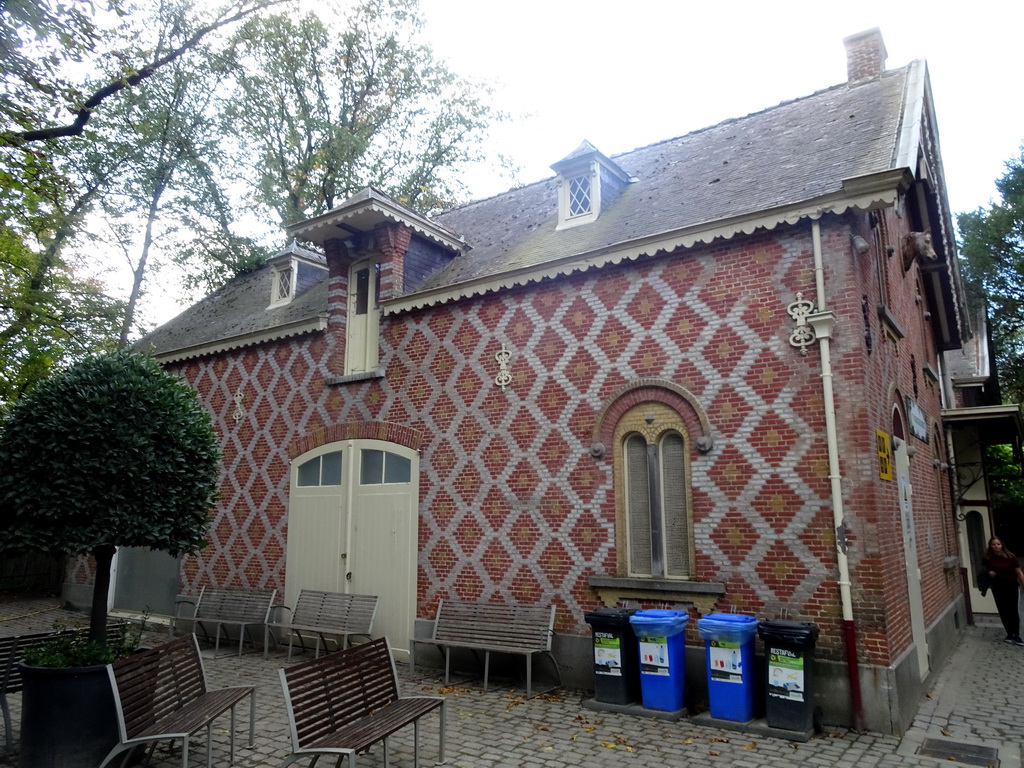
(418, 0), (1023, 216)
(141, 1), (1023, 326)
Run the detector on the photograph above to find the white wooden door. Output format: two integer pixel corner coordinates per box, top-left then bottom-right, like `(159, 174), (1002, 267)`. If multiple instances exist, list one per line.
(349, 443), (418, 661)
(894, 436), (930, 679)
(286, 441), (417, 659)
(284, 446), (348, 610)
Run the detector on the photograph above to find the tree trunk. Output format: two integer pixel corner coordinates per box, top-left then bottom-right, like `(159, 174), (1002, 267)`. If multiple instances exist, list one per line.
(89, 544), (116, 646)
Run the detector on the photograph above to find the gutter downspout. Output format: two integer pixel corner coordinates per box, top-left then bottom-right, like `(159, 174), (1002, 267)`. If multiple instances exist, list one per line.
(806, 220), (866, 732)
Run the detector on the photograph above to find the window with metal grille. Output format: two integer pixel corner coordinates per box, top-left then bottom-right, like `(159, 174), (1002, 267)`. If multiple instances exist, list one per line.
(568, 174), (592, 217)
(624, 430), (691, 578)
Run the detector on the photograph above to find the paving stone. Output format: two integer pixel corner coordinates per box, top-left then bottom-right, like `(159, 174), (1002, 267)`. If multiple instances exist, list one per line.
(1, 597), (1022, 767)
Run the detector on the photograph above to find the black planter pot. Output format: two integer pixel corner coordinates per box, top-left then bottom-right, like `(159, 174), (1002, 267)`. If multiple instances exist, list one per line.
(18, 662), (119, 768)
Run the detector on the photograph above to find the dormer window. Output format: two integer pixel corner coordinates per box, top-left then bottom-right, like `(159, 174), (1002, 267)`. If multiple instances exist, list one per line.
(267, 239), (328, 309)
(552, 141), (631, 230)
(568, 174), (593, 217)
(272, 263), (295, 305)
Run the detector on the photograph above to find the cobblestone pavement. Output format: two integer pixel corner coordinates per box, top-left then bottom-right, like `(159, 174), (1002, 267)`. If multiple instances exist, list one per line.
(1, 595), (1021, 767)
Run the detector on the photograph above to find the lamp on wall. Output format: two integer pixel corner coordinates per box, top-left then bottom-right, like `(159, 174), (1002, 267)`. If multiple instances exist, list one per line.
(852, 235), (870, 255)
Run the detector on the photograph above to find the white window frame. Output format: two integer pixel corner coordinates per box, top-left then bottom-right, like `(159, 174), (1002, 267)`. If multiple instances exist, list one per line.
(345, 258), (381, 375)
(270, 260), (296, 307)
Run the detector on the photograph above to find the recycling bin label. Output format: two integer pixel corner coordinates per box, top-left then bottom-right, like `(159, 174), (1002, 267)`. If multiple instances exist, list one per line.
(637, 635), (670, 676)
(708, 639), (743, 683)
(767, 646), (805, 701)
(593, 631), (623, 676)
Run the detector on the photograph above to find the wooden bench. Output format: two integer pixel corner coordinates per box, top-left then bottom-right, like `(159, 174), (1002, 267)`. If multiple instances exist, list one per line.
(1, 622), (124, 752)
(279, 636), (445, 768)
(264, 590), (379, 661)
(177, 586), (276, 657)
(99, 634), (255, 768)
(410, 600), (561, 697)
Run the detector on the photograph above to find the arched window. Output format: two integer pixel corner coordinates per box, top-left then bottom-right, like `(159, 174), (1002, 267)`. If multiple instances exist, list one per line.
(616, 402), (694, 579)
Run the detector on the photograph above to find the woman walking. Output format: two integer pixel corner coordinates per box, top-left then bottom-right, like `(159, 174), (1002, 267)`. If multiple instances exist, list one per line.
(983, 537), (1024, 645)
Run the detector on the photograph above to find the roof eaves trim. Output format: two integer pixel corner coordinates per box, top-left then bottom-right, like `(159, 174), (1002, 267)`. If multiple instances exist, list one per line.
(287, 191), (466, 252)
(383, 177), (904, 316)
(149, 314), (328, 364)
(893, 59), (927, 172)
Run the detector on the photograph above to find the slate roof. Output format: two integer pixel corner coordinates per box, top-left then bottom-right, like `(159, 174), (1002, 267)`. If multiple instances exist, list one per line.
(140, 63), (920, 359)
(138, 242), (327, 359)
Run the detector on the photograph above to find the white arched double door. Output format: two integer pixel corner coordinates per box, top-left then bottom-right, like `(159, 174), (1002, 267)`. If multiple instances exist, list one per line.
(285, 439), (418, 660)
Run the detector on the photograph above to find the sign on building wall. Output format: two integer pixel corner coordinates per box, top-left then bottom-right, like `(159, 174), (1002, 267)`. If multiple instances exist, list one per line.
(906, 397), (929, 442)
(876, 429), (892, 481)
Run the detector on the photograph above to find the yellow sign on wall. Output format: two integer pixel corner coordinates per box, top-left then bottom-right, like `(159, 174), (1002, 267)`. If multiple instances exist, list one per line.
(876, 429), (892, 480)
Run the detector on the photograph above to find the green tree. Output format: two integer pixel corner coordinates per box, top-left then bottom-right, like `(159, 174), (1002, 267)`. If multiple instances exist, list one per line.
(1, 0), (286, 392)
(224, 0), (502, 226)
(958, 147), (1024, 404)
(0, 350), (220, 645)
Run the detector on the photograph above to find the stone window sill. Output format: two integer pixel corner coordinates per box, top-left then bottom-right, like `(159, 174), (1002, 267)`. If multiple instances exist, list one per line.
(588, 575), (726, 614)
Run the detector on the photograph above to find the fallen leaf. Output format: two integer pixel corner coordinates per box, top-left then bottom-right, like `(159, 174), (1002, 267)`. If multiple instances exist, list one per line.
(941, 729), (952, 737)
(601, 741), (617, 749)
(680, 738), (694, 745)
(743, 742), (757, 750)
(711, 737), (729, 743)
(710, 751), (720, 756)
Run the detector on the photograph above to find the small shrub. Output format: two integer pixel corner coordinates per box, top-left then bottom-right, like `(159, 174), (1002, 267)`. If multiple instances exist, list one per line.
(23, 622), (144, 668)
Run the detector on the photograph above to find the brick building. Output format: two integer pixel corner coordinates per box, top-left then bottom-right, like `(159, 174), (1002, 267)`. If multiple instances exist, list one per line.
(81, 29), (1018, 733)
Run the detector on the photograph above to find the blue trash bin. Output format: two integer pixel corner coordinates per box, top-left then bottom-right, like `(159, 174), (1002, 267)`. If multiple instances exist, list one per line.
(628, 609), (689, 712)
(696, 613), (758, 722)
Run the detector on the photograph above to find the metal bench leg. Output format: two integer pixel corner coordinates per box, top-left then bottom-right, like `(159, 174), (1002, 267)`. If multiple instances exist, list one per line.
(483, 650), (491, 692)
(1, 694), (11, 752)
(526, 655), (532, 698)
(439, 699), (447, 764)
(444, 647), (451, 685)
(413, 720), (420, 768)
(248, 691), (256, 747)
(229, 704), (236, 764)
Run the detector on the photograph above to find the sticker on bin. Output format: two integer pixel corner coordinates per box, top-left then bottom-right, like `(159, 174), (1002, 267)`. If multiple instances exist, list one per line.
(708, 639), (743, 683)
(637, 636), (670, 675)
(767, 648), (805, 701)
(593, 632), (623, 676)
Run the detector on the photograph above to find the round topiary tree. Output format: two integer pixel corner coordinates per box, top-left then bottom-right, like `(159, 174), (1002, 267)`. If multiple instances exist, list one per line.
(0, 349), (220, 647)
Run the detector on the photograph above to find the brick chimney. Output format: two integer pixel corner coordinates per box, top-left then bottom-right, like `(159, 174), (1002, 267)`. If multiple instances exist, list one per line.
(843, 28), (887, 83)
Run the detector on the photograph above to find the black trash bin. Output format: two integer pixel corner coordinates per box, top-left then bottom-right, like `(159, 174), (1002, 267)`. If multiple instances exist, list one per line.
(757, 619), (821, 732)
(584, 607), (639, 705)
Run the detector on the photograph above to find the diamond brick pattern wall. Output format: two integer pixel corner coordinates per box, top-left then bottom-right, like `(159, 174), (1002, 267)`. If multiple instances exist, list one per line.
(164, 226), (848, 647)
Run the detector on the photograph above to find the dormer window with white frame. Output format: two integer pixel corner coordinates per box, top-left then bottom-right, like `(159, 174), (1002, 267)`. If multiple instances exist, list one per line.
(271, 262), (295, 305)
(568, 173), (593, 218)
(267, 240), (327, 309)
(552, 140), (632, 230)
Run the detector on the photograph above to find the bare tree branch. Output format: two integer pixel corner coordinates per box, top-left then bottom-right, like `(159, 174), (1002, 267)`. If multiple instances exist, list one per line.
(2, 0), (291, 146)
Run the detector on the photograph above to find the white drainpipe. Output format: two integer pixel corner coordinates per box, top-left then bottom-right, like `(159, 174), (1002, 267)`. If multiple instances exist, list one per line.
(806, 219), (865, 730)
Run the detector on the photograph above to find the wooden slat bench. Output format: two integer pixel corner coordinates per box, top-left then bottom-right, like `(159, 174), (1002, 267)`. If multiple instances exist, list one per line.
(177, 586), (276, 658)
(1, 622), (124, 752)
(279, 636), (445, 768)
(99, 634), (255, 768)
(264, 590), (379, 661)
(409, 600), (561, 697)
